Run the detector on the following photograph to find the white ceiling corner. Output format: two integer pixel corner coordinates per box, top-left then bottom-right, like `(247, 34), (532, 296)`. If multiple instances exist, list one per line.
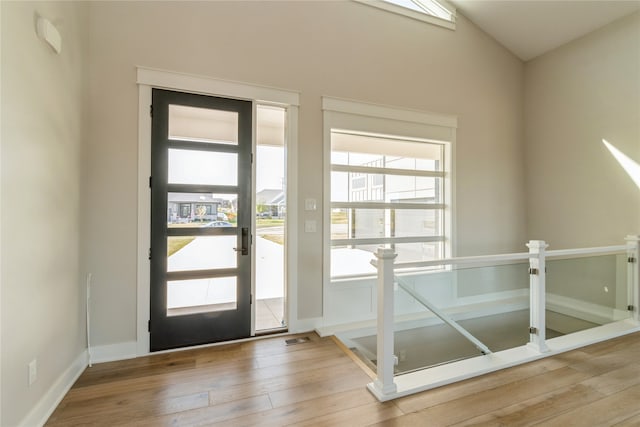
(450, 0), (640, 61)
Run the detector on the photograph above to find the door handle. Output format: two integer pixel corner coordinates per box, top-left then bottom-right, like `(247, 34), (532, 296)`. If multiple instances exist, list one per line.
(233, 227), (249, 255)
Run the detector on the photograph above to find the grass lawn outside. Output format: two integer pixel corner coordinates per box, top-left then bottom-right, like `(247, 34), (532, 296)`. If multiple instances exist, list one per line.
(168, 237), (196, 257)
(166, 218), (284, 253)
(256, 218), (284, 227)
(261, 234), (284, 245)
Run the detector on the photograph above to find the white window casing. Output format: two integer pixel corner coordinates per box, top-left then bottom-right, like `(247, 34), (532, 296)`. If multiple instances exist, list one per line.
(323, 97), (456, 286)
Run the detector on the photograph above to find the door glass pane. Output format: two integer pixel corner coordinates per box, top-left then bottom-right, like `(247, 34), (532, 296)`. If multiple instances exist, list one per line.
(167, 192), (237, 228)
(167, 277), (237, 316)
(168, 149), (237, 186)
(169, 105), (238, 145)
(168, 236), (237, 272)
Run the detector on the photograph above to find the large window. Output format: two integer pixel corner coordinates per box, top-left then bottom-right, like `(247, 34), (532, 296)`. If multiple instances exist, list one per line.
(323, 98), (455, 280)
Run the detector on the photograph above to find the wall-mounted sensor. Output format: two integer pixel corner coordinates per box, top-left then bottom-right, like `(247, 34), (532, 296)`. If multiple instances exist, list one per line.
(36, 17), (62, 54)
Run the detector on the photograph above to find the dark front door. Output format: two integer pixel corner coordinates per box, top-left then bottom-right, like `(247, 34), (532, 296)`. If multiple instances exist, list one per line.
(150, 89), (252, 351)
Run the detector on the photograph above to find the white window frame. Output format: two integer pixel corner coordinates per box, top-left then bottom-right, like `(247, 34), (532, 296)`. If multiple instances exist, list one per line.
(353, 0), (456, 30)
(322, 97), (456, 288)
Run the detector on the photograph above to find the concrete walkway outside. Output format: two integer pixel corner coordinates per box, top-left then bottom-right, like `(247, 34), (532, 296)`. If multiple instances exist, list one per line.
(166, 235), (285, 329)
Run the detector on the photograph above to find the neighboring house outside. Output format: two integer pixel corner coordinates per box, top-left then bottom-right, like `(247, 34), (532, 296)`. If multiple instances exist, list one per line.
(167, 192), (232, 223)
(256, 188), (285, 218)
(344, 154), (441, 263)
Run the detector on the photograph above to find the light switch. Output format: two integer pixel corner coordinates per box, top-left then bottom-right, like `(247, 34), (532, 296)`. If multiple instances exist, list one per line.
(304, 198), (317, 211)
(304, 220), (317, 233)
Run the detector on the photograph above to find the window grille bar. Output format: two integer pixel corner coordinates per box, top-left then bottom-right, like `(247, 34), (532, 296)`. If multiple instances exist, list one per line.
(331, 236), (444, 246)
(331, 202), (444, 210)
(331, 164), (444, 178)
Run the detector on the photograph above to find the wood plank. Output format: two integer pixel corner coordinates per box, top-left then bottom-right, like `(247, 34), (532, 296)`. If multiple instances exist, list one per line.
(45, 331), (640, 427)
(451, 384), (605, 426)
(294, 401), (404, 426)
(136, 394), (273, 427)
(579, 361), (640, 396)
(72, 356), (197, 388)
(207, 388), (379, 427)
(208, 357), (356, 405)
(612, 413), (640, 426)
(394, 353), (581, 414)
(267, 364), (372, 408)
(455, 362), (640, 427)
(376, 367), (592, 426)
(534, 384), (640, 426)
(46, 391), (209, 426)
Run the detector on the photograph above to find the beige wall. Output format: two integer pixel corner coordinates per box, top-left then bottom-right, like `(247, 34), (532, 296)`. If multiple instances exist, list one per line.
(83, 0), (526, 347)
(0, 1), (88, 425)
(525, 12), (640, 249)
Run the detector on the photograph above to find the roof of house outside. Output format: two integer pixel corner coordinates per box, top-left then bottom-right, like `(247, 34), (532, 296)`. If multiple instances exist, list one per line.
(168, 193), (224, 203)
(257, 189), (285, 205)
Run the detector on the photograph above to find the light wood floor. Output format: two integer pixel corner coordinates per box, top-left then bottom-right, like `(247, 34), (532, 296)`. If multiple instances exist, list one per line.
(46, 332), (640, 426)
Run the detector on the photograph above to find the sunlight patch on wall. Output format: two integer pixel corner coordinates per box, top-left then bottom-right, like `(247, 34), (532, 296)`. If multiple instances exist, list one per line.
(602, 139), (640, 190)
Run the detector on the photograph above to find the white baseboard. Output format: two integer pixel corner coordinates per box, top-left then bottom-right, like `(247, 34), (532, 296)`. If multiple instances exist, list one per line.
(90, 341), (138, 364)
(289, 317), (322, 334)
(20, 350), (88, 427)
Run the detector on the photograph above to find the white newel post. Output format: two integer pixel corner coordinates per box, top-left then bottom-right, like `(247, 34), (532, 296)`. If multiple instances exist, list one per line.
(527, 240), (549, 353)
(371, 247), (398, 397)
(626, 235), (640, 323)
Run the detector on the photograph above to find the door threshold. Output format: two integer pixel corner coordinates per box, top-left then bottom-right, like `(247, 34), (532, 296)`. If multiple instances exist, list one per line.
(256, 327), (288, 337)
(148, 329), (293, 357)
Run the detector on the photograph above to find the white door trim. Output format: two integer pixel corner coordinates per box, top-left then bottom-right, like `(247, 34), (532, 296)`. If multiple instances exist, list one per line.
(136, 67), (300, 356)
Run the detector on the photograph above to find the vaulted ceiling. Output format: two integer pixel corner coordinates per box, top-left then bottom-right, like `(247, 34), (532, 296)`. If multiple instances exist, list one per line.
(450, 0), (640, 61)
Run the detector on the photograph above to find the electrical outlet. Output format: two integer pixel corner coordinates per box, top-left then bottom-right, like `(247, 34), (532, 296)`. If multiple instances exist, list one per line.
(28, 359), (37, 386)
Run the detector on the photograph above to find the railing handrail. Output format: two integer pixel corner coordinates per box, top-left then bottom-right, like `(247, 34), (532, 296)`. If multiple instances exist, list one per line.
(546, 245), (628, 258)
(394, 252), (529, 269)
(391, 244), (628, 270)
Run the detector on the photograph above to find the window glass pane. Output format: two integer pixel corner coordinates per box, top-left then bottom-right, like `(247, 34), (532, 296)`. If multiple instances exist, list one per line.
(387, 176), (441, 203)
(331, 208), (441, 239)
(394, 242), (442, 264)
(330, 209), (349, 240)
(331, 132), (443, 172)
(380, 0), (454, 21)
(333, 150), (441, 172)
(167, 277), (237, 316)
(393, 209), (440, 237)
(167, 192), (237, 227)
(256, 104), (287, 331)
(330, 130), (447, 278)
(167, 236), (237, 272)
(331, 171), (349, 202)
(168, 105), (238, 145)
(332, 171), (442, 204)
(330, 246), (378, 277)
(352, 209), (385, 238)
(168, 149), (237, 186)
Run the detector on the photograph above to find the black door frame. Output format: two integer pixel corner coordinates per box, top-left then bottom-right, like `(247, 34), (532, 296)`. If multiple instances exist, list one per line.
(149, 89), (253, 351)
